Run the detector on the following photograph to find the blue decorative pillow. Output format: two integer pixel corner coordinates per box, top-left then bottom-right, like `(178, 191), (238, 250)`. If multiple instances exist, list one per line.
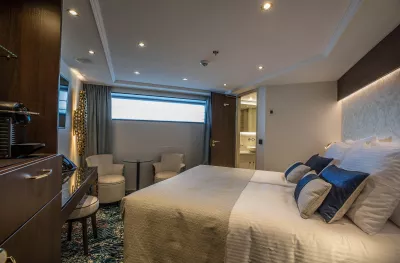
(305, 154), (333, 174)
(284, 162), (311, 183)
(318, 165), (369, 223)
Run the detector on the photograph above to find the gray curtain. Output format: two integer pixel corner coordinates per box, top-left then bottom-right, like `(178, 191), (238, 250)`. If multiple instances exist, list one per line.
(203, 97), (211, 164)
(83, 84), (112, 158)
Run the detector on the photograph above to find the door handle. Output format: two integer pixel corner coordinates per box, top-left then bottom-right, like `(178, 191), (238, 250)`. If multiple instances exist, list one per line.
(25, 169), (53, 180)
(211, 140), (220, 147)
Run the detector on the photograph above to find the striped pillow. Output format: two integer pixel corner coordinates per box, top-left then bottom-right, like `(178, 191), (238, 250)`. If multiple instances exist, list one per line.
(341, 143), (400, 234)
(294, 171), (332, 219)
(284, 162), (311, 184)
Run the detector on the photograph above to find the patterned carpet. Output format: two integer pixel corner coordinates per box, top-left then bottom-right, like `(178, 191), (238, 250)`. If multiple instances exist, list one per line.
(61, 204), (124, 263)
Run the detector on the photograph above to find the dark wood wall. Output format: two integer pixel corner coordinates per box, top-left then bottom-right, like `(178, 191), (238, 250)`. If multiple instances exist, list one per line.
(337, 24), (400, 100)
(0, 0), (62, 153)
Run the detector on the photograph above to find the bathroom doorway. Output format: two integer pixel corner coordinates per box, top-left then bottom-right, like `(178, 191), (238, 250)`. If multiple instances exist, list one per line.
(237, 92), (257, 169)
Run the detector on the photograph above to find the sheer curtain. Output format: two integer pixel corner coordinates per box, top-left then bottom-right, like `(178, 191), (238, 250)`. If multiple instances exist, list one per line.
(83, 84), (112, 158)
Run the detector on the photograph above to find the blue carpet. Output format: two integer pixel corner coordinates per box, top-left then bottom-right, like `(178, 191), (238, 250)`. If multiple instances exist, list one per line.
(61, 204), (123, 263)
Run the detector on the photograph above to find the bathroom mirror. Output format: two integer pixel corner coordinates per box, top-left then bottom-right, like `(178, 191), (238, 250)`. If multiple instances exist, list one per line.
(240, 94), (257, 132)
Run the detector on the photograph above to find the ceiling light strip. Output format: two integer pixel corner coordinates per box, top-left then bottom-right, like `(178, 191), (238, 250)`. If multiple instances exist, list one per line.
(90, 0), (116, 82)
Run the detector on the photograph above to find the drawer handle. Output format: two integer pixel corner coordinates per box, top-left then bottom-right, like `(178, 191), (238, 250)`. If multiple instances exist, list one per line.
(0, 248), (16, 263)
(25, 169), (53, 180)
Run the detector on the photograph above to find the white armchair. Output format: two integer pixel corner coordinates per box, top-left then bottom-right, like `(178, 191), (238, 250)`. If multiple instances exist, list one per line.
(86, 154), (125, 204)
(153, 153), (186, 183)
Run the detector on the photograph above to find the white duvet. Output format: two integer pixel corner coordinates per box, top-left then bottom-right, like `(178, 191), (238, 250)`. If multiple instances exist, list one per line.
(226, 171), (400, 263)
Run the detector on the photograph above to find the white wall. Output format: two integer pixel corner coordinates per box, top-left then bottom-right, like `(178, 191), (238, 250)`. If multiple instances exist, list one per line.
(263, 82), (342, 172)
(256, 87), (266, 170)
(112, 120), (205, 190)
(58, 60), (82, 165)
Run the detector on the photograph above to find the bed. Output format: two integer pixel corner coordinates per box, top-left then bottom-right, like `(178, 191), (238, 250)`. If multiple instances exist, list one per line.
(121, 165), (400, 263)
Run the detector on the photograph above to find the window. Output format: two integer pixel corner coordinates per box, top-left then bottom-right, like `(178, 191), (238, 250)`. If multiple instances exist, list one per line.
(58, 76), (69, 129)
(111, 93), (206, 123)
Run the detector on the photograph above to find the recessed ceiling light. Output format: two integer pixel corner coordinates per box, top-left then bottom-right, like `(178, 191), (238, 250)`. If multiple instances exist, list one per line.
(261, 2), (272, 11)
(134, 71), (140, 75)
(68, 9), (79, 16)
(224, 84), (227, 87)
(88, 50), (95, 55)
(258, 65), (264, 70)
(183, 78), (188, 81)
(138, 42), (146, 48)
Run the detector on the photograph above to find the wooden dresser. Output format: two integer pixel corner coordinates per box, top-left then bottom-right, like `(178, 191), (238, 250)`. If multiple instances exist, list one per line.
(0, 155), (62, 263)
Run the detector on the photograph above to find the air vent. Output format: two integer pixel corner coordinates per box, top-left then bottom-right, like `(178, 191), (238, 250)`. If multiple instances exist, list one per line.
(75, 58), (92, 64)
(0, 117), (12, 158)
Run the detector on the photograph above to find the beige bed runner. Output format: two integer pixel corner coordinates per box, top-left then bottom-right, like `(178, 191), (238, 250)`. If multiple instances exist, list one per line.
(122, 165), (255, 263)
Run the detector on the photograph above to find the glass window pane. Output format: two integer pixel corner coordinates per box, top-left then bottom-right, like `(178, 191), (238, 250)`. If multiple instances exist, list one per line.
(59, 90), (68, 101)
(111, 95), (205, 123)
(59, 101), (67, 112)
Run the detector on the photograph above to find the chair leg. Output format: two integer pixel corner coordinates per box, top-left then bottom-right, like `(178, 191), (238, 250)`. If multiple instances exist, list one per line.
(82, 218), (88, 255)
(67, 221), (72, 241)
(91, 213), (98, 239)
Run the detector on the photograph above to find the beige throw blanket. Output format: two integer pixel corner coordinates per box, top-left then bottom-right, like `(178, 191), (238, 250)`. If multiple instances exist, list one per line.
(122, 165), (255, 263)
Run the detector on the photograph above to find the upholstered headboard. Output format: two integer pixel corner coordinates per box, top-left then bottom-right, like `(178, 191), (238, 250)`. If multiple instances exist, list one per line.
(342, 68), (400, 141)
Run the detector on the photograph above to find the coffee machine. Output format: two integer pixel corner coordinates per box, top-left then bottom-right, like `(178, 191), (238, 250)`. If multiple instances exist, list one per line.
(0, 101), (45, 158)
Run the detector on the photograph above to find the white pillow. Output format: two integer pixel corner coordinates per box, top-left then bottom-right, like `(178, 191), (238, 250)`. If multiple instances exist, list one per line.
(340, 143), (400, 235)
(345, 136), (376, 145)
(324, 142), (351, 163)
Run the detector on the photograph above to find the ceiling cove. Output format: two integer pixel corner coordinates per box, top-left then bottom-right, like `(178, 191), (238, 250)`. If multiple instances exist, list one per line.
(89, 0), (362, 94)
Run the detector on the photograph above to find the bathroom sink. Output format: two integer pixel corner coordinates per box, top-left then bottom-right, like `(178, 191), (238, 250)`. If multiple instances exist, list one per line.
(247, 146), (256, 153)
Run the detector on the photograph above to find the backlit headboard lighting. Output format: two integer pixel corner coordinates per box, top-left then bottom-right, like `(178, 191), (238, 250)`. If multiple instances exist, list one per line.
(340, 67), (400, 102)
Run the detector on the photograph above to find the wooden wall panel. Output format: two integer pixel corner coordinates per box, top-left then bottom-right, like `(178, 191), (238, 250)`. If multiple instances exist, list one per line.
(0, 0), (62, 153)
(338, 24), (400, 100)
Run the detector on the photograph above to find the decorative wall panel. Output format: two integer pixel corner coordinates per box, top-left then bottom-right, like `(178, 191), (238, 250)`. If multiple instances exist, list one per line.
(342, 68), (400, 140)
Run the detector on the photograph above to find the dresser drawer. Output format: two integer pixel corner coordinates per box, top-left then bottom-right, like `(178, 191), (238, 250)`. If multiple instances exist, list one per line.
(0, 193), (61, 263)
(0, 155), (62, 243)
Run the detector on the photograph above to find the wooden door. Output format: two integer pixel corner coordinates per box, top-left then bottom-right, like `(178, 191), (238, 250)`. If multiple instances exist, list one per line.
(210, 93), (237, 167)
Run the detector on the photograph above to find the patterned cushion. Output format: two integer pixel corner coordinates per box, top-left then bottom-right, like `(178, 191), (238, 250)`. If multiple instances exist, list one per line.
(318, 165), (369, 224)
(305, 154), (333, 174)
(284, 162), (311, 184)
(294, 171), (332, 219)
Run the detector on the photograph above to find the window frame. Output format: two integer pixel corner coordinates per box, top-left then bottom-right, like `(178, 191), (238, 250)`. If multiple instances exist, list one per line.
(111, 92), (207, 124)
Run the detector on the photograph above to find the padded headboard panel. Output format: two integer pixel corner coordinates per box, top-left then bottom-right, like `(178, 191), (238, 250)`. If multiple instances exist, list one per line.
(342, 68), (400, 141)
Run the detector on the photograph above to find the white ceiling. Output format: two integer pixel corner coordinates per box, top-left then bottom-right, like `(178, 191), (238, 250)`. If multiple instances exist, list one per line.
(61, 0), (400, 94)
